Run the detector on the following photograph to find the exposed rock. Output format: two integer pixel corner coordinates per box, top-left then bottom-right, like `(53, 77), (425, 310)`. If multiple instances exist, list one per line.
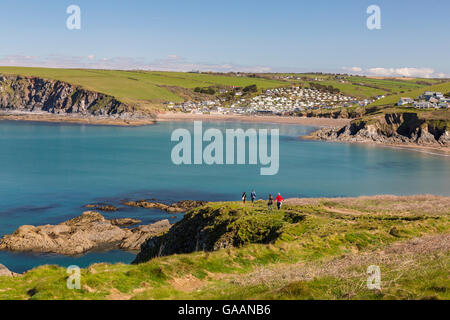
(297, 106), (366, 119)
(0, 264), (19, 277)
(171, 200), (209, 211)
(119, 220), (171, 250)
(0, 74), (146, 119)
(0, 211), (171, 255)
(133, 204), (305, 264)
(123, 199), (207, 213)
(85, 204), (118, 212)
(123, 200), (173, 211)
(306, 113), (449, 148)
(111, 218), (141, 227)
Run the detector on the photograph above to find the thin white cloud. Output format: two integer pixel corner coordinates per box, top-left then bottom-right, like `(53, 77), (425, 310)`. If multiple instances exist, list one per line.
(341, 66), (446, 78)
(366, 67), (436, 78)
(0, 54), (272, 73)
(342, 66), (363, 73)
(1, 56), (446, 78)
(166, 54), (182, 60)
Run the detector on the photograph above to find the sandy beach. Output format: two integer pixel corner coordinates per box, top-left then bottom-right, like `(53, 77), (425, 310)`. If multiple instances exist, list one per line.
(0, 111), (156, 126)
(0, 111), (350, 127)
(156, 112), (351, 127)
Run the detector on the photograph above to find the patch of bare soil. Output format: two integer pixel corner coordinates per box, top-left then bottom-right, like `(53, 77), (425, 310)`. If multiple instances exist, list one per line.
(169, 274), (206, 292)
(106, 288), (133, 300)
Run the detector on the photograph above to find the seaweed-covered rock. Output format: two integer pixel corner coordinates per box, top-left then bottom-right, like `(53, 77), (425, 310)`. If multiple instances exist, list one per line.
(123, 199), (207, 213)
(85, 204), (118, 212)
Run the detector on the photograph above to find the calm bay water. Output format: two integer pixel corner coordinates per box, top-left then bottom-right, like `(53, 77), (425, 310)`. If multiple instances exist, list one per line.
(0, 120), (449, 273)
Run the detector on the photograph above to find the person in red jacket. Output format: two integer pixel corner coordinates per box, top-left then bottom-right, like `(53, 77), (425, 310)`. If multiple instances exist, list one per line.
(275, 193), (284, 210)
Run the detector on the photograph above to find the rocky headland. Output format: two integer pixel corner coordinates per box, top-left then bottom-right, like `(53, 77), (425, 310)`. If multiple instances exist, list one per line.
(0, 75), (155, 125)
(0, 211), (171, 255)
(305, 112), (450, 152)
(1, 195), (448, 300)
(133, 202), (306, 264)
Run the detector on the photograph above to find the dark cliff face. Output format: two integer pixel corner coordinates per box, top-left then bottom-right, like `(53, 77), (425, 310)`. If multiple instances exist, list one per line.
(308, 113), (450, 147)
(0, 75), (137, 118)
(298, 107), (366, 119)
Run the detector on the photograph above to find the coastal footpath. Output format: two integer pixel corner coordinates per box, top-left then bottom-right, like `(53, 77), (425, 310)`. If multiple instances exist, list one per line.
(0, 195), (448, 300)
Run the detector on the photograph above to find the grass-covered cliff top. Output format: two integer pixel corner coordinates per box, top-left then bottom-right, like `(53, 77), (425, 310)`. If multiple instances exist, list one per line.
(0, 67), (286, 110)
(1, 195), (448, 300)
(369, 81), (450, 107)
(1, 66), (448, 112)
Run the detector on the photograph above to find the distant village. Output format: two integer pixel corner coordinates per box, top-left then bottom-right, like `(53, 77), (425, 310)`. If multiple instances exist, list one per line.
(397, 92), (450, 109)
(166, 86), (384, 116)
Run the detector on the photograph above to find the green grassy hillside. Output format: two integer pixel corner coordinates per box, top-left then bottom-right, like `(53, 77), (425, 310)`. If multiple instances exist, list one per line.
(270, 73), (447, 99)
(1, 67), (448, 112)
(369, 82), (450, 107)
(1, 196), (448, 300)
(0, 67), (287, 110)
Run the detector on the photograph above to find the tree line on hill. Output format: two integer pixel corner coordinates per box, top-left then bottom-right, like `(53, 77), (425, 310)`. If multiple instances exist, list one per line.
(194, 84), (258, 96)
(308, 82), (340, 94)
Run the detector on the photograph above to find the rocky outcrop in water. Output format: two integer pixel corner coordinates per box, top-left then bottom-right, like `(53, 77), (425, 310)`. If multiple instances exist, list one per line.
(85, 204), (118, 212)
(123, 200), (208, 213)
(0, 75), (144, 119)
(307, 113), (450, 148)
(111, 218), (141, 227)
(0, 211), (171, 255)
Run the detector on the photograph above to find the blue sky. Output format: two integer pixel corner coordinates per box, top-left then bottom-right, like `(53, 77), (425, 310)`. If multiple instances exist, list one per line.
(0, 0), (449, 77)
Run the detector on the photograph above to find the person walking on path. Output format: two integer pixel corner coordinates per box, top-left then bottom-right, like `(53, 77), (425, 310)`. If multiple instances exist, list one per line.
(268, 194), (273, 211)
(275, 193), (284, 210)
(251, 190), (257, 204)
(242, 192), (247, 206)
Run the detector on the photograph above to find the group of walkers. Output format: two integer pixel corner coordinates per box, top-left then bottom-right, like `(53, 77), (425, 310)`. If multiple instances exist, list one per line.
(241, 190), (285, 211)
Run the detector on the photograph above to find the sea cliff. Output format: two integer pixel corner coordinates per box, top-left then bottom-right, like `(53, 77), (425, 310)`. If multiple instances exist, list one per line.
(0, 74), (149, 122)
(305, 112), (450, 150)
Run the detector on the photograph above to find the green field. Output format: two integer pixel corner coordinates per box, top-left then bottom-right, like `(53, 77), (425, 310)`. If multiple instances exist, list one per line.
(1, 67), (449, 112)
(0, 67), (287, 109)
(276, 73), (448, 99)
(369, 81), (450, 107)
(1, 196), (448, 300)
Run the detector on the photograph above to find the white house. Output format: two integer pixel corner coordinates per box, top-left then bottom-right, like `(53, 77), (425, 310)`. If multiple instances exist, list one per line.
(398, 97), (414, 106)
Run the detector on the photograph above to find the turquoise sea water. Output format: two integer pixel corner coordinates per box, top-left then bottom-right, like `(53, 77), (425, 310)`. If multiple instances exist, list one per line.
(0, 120), (449, 273)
